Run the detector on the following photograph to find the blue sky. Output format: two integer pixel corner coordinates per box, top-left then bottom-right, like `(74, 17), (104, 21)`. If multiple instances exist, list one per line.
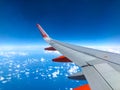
(0, 0), (120, 46)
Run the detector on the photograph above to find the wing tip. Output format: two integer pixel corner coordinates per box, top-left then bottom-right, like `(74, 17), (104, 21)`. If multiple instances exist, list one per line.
(36, 23), (49, 38)
(36, 23), (39, 27)
(37, 23), (52, 42)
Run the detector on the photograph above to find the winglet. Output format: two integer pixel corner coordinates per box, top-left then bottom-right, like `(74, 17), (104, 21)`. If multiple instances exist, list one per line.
(36, 24), (49, 38)
(37, 24), (51, 42)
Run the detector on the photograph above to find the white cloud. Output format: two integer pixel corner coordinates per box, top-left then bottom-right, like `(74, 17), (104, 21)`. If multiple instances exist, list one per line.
(2, 80), (7, 84)
(6, 77), (12, 80)
(52, 70), (60, 78)
(18, 52), (28, 56)
(88, 46), (120, 54)
(16, 64), (20, 68)
(68, 66), (79, 74)
(40, 57), (45, 62)
(0, 76), (4, 81)
(0, 51), (28, 57)
(36, 69), (39, 73)
(0, 45), (45, 51)
(48, 68), (52, 71)
(47, 74), (52, 79)
(25, 72), (30, 75)
(44, 50), (60, 55)
(106, 48), (120, 54)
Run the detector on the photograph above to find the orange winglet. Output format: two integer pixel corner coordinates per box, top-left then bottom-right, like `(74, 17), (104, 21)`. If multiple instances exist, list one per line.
(73, 84), (91, 90)
(36, 24), (49, 38)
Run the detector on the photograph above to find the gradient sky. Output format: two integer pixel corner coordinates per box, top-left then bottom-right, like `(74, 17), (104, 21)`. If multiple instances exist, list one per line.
(0, 0), (120, 46)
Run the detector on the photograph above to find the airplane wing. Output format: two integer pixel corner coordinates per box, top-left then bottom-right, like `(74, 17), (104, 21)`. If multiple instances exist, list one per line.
(37, 24), (120, 90)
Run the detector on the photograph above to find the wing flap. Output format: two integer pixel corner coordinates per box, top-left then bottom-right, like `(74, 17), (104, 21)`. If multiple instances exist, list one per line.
(94, 63), (120, 90)
(68, 72), (86, 80)
(82, 66), (112, 90)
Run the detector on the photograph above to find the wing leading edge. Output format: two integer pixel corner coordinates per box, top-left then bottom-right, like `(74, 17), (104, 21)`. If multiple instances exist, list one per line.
(37, 24), (120, 90)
